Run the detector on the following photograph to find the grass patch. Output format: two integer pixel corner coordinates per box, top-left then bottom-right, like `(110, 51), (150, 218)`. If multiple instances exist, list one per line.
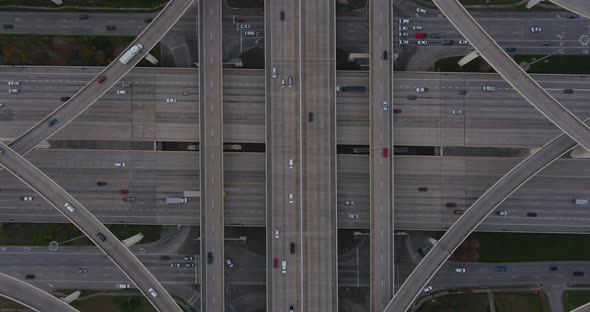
(477, 232), (590, 263)
(419, 0), (556, 11)
(0, 0), (168, 9)
(417, 293), (490, 312)
(434, 54), (590, 75)
(0, 223), (161, 246)
(72, 293), (156, 312)
(0, 295), (27, 309)
(494, 292), (547, 312)
(0, 34), (159, 67)
(563, 291), (590, 311)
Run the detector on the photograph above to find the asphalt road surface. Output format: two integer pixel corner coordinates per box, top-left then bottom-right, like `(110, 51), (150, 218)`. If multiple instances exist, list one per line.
(0, 272), (78, 312)
(549, 0), (590, 18)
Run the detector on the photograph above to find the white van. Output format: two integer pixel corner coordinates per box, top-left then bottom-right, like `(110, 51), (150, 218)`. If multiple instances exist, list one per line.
(281, 260), (287, 273)
(482, 86), (496, 92)
(289, 159), (294, 168)
(573, 198), (588, 205)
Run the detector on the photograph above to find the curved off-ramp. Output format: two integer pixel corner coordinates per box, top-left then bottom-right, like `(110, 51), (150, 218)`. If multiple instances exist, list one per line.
(549, 0), (590, 19)
(0, 273), (78, 312)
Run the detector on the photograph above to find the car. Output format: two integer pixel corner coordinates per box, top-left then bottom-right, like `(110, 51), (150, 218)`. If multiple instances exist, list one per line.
(412, 26), (423, 30)
(281, 260), (287, 273)
(530, 26), (542, 33)
(289, 305), (294, 312)
(417, 248), (426, 257)
(418, 187), (428, 192)
(423, 285), (433, 293)
(417, 40), (428, 45)
(288, 76), (293, 88)
(407, 95), (417, 100)
(244, 30), (256, 36)
(348, 213), (359, 219)
(120, 82), (131, 87)
(106, 25), (116, 31)
(8, 88), (19, 94)
(97, 232), (107, 242)
(226, 259), (234, 268)
(308, 112), (314, 121)
(455, 268), (466, 273)
(208, 252), (213, 264)
(564, 89), (574, 94)
(549, 266), (558, 271)
(234, 16), (245, 23)
(505, 47), (516, 52)
(454, 210), (464, 215)
(280, 11), (285, 21)
(275, 227), (280, 239)
(496, 210), (508, 216)
(3, 24), (14, 29)
(60, 96), (70, 101)
(399, 26), (408, 31)
(273, 257), (279, 268)
(181, 91), (190, 96)
(527, 212), (537, 217)
(290, 242), (295, 254)
(458, 89), (467, 95)
(166, 98), (177, 103)
(148, 288), (158, 298)
(25, 274), (35, 279)
(458, 40), (469, 45)
(416, 87), (427, 92)
(160, 256), (170, 261)
(272, 67), (277, 78)
(382, 147), (388, 158)
(441, 40), (454, 46)
(289, 159), (294, 168)
(567, 13), (578, 19)
(452, 109), (463, 115)
(414, 32), (425, 38)
(48, 118), (58, 127)
(144, 17), (153, 23)
(445, 202), (456, 208)
(65, 203), (75, 212)
(289, 193), (294, 203)
(115, 162), (125, 167)
(185, 262), (195, 268)
(345, 200), (354, 206)
(8, 81), (20, 86)
(79, 14), (89, 20)
(96, 181), (107, 186)
(184, 256), (194, 261)
(123, 196), (136, 202)
(239, 24), (251, 29)
(116, 90), (126, 95)
(383, 101), (388, 111)
(539, 41), (551, 46)
(281, 79), (286, 88)
(97, 75), (107, 84)
(574, 271), (584, 276)
(119, 283), (130, 288)
(398, 32), (408, 37)
(78, 268), (88, 274)
(399, 40), (409, 45)
(119, 189), (129, 194)
(170, 263), (180, 268)
(496, 266), (507, 272)
(482, 86), (496, 92)
(20, 196), (33, 201)
(416, 8), (427, 14)
(0, 103), (4, 108)
(393, 109), (402, 114)
(399, 18), (410, 24)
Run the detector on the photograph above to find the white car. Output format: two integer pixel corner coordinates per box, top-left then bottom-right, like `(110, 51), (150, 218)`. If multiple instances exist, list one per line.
(455, 268), (466, 273)
(412, 26), (423, 30)
(452, 109), (463, 115)
(281, 260), (287, 273)
(115, 162), (126, 167)
(116, 90), (126, 95)
(239, 24), (251, 29)
(416, 8), (426, 14)
(20, 196), (33, 201)
(166, 98), (176, 103)
(148, 288), (158, 297)
(8, 88), (19, 94)
(118, 283), (130, 289)
(458, 40), (469, 45)
(399, 18), (410, 24)
(399, 32), (408, 37)
(274, 227), (280, 239)
(226, 259), (234, 268)
(348, 213), (359, 219)
(289, 193), (293, 204)
(383, 101), (388, 111)
(423, 285), (433, 293)
(530, 26), (542, 33)
(170, 263), (181, 268)
(7, 81), (20, 86)
(416, 87), (427, 92)
(272, 67), (277, 78)
(399, 40), (409, 45)
(417, 40), (428, 45)
(345, 200), (354, 206)
(281, 79), (286, 88)
(496, 210), (508, 216)
(399, 26), (408, 31)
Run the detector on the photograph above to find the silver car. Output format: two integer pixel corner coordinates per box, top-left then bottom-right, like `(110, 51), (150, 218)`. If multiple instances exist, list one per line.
(272, 67), (277, 78)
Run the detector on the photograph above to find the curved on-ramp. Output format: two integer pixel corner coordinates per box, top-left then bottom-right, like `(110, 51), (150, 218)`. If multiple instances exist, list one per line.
(383, 111), (589, 312)
(0, 273), (78, 312)
(432, 0), (590, 153)
(0, 142), (181, 312)
(549, 0), (590, 19)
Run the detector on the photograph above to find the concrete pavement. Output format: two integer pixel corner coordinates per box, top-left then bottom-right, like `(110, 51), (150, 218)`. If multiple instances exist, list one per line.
(0, 272), (78, 312)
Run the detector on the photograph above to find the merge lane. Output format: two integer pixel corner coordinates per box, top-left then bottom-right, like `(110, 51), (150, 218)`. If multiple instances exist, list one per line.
(0, 272), (78, 312)
(432, 0), (590, 152)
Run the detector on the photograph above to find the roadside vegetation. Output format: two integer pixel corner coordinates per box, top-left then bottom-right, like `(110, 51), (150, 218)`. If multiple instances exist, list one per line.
(416, 293), (490, 312)
(494, 292), (548, 312)
(563, 290), (590, 311)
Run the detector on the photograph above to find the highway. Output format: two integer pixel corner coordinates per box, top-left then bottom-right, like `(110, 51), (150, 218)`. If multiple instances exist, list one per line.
(8, 0), (195, 156)
(431, 0), (590, 153)
(549, 0), (590, 19)
(264, 0), (303, 310)
(369, 0), (394, 310)
(383, 114), (588, 312)
(300, 0), (338, 310)
(198, 0), (225, 310)
(0, 272), (78, 312)
(0, 142), (182, 311)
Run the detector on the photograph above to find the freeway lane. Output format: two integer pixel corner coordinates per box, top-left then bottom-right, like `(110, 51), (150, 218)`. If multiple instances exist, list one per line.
(0, 273), (78, 312)
(432, 0), (590, 152)
(8, 0), (195, 155)
(0, 142), (181, 311)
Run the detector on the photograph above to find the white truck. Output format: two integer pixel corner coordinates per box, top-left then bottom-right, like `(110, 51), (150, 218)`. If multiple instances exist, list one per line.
(166, 197), (188, 204)
(119, 44), (143, 65)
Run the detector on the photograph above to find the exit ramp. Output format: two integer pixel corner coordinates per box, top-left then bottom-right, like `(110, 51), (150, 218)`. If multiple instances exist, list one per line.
(122, 233), (144, 247)
(61, 291), (81, 304)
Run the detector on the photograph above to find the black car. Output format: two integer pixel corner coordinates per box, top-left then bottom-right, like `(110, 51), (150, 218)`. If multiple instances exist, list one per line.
(79, 14), (89, 20)
(48, 118), (58, 127)
(96, 232), (107, 242)
(539, 41), (550, 46)
(441, 40), (454, 46)
(505, 47), (516, 52)
(574, 271), (585, 277)
(280, 11), (285, 21)
(308, 112), (314, 122)
(417, 248), (426, 257)
(290, 242), (295, 254)
(106, 25), (117, 31)
(96, 181), (107, 186)
(564, 89), (574, 94)
(144, 17), (153, 23)
(407, 95), (417, 100)
(549, 266), (558, 271)
(3, 24), (13, 29)
(458, 89), (467, 95)
(160, 255), (170, 261)
(567, 13), (578, 19)
(382, 50), (388, 60)
(527, 212), (538, 217)
(207, 252), (213, 264)
(430, 33), (440, 38)
(418, 187), (428, 192)
(25, 274), (35, 279)
(60, 96), (71, 102)
(496, 266), (507, 272)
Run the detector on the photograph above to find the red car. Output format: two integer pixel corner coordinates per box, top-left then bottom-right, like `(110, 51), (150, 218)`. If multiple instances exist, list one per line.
(119, 189), (129, 194)
(382, 147), (388, 158)
(97, 75), (107, 84)
(446, 202), (457, 208)
(414, 32), (425, 38)
(393, 109), (402, 114)
(273, 257), (279, 268)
